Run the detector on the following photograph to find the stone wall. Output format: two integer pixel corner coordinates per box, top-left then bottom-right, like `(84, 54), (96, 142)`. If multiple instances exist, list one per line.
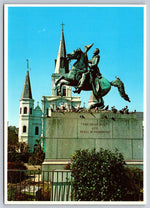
(42, 111), (143, 171)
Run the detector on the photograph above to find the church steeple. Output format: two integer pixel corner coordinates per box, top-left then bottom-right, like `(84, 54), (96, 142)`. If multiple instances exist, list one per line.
(21, 59), (32, 99)
(55, 23), (68, 74)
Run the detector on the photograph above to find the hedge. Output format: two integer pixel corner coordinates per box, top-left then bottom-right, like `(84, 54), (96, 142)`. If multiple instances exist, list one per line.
(70, 148), (143, 201)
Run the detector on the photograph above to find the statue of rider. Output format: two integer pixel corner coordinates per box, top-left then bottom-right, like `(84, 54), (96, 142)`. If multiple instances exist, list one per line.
(74, 48), (102, 94)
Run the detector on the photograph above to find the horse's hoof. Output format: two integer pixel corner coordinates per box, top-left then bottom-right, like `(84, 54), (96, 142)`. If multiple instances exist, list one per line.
(99, 104), (105, 109)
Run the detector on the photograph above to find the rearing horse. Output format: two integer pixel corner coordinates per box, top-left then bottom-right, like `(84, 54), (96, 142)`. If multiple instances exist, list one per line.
(55, 48), (130, 109)
(55, 48), (89, 88)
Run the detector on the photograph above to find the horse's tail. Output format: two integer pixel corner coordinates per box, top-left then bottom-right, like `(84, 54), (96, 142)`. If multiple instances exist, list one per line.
(111, 77), (131, 102)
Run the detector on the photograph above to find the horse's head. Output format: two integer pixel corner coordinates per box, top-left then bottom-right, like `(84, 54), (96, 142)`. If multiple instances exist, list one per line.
(67, 48), (83, 60)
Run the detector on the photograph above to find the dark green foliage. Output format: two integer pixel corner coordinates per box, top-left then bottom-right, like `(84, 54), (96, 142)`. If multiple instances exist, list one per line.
(64, 163), (71, 170)
(8, 161), (27, 183)
(7, 187), (35, 201)
(28, 144), (45, 165)
(8, 153), (32, 163)
(123, 167), (143, 201)
(70, 148), (143, 201)
(7, 187), (17, 201)
(8, 126), (18, 146)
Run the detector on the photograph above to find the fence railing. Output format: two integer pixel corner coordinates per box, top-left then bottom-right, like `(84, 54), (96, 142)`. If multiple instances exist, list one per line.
(50, 170), (73, 201)
(7, 169), (73, 201)
(7, 168), (143, 202)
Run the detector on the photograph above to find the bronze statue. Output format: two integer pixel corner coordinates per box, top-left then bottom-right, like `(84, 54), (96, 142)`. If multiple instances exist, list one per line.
(74, 47), (102, 94)
(55, 44), (130, 109)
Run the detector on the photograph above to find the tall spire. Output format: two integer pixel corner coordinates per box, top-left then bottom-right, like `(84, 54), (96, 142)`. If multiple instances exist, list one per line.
(55, 23), (67, 74)
(21, 60), (32, 99)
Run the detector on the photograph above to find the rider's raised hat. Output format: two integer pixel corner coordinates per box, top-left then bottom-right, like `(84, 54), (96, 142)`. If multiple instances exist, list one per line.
(84, 43), (94, 52)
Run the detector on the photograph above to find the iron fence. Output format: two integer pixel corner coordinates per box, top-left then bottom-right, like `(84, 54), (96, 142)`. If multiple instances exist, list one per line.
(7, 168), (143, 202)
(7, 169), (73, 201)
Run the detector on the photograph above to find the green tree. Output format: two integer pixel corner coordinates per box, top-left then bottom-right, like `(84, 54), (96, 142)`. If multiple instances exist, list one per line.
(70, 148), (143, 201)
(28, 142), (45, 165)
(8, 126), (18, 153)
(8, 126), (18, 145)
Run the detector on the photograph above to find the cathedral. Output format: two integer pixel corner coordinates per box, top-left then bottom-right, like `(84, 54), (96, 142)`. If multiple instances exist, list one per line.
(18, 27), (143, 170)
(18, 27), (81, 152)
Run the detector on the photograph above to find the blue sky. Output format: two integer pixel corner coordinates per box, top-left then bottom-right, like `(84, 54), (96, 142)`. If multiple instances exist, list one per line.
(7, 6), (144, 127)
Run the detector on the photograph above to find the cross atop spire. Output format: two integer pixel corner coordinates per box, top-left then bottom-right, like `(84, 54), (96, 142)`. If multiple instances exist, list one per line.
(26, 59), (29, 71)
(61, 22), (65, 31)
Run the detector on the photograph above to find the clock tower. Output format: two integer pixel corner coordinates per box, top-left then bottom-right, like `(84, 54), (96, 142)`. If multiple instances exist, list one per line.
(41, 25), (81, 113)
(41, 25), (81, 144)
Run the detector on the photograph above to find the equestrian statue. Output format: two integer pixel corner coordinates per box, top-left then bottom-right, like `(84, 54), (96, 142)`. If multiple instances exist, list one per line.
(55, 43), (130, 109)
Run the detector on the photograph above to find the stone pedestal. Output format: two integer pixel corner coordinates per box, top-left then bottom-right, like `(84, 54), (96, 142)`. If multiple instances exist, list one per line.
(42, 111), (143, 171)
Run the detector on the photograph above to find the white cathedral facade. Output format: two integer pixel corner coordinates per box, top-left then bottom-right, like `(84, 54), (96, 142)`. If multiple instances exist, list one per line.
(18, 28), (81, 152)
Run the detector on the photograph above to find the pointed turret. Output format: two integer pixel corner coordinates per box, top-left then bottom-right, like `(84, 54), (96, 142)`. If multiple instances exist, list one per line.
(21, 59), (32, 99)
(55, 23), (68, 74)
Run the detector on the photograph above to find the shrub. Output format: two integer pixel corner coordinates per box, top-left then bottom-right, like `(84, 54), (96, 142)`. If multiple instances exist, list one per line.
(28, 144), (45, 165)
(70, 148), (143, 201)
(7, 186), (17, 201)
(123, 167), (143, 201)
(8, 161), (27, 183)
(8, 152), (32, 163)
(64, 163), (71, 170)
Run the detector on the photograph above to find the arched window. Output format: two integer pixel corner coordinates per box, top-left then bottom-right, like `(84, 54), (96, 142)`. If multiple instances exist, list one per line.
(20, 108), (22, 114)
(23, 125), (26, 133)
(63, 88), (66, 96)
(30, 108), (32, 114)
(35, 126), (39, 135)
(24, 107), (27, 114)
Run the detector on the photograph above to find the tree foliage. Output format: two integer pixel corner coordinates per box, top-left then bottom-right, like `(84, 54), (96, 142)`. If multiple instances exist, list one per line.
(28, 144), (45, 165)
(70, 148), (143, 201)
(8, 126), (18, 147)
(8, 161), (27, 183)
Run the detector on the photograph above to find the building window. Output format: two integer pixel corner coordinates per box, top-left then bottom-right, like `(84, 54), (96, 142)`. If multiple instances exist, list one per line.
(35, 126), (39, 135)
(63, 88), (66, 96)
(30, 108), (32, 114)
(20, 108), (22, 114)
(24, 107), (27, 114)
(23, 125), (26, 133)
